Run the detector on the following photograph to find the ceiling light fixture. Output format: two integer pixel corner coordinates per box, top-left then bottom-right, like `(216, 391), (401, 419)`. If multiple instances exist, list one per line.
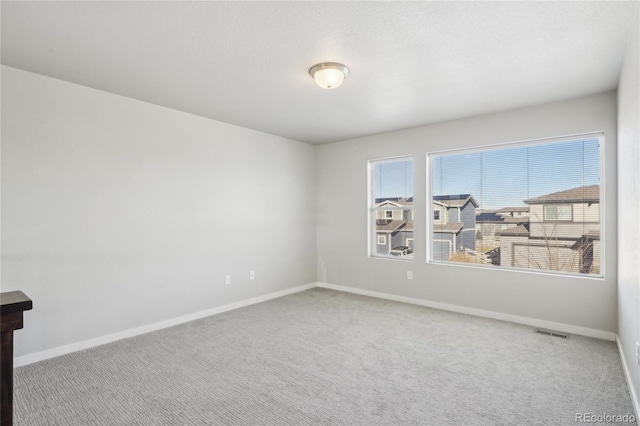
(309, 62), (350, 89)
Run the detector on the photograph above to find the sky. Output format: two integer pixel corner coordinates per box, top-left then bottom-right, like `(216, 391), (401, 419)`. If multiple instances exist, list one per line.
(373, 138), (600, 209)
(432, 138), (600, 209)
(373, 159), (414, 200)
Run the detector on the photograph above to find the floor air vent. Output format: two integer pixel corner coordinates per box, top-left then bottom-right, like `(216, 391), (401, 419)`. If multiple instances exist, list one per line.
(535, 329), (568, 339)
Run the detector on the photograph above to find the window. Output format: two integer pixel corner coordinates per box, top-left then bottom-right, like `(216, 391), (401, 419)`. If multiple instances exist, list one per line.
(369, 157), (413, 259)
(544, 204), (572, 221)
(429, 134), (602, 276)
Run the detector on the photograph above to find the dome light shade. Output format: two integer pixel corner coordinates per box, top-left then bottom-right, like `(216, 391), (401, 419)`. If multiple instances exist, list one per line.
(309, 63), (350, 89)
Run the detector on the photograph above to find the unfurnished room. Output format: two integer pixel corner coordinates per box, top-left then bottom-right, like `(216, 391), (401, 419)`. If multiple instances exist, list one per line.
(1, 1), (639, 425)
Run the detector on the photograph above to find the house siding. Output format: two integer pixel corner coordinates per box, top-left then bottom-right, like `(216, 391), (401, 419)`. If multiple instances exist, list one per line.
(458, 228), (476, 252)
(376, 209), (403, 221)
(529, 204), (544, 222)
(530, 203), (599, 224)
(499, 234), (528, 267)
(376, 229), (414, 256)
(447, 207), (459, 224)
(512, 243), (581, 273)
(433, 235), (454, 260)
(573, 202), (599, 222)
(375, 235), (390, 256)
(390, 231), (405, 250)
(459, 202), (476, 251)
(404, 231), (414, 249)
(528, 222), (600, 240)
(460, 202), (476, 229)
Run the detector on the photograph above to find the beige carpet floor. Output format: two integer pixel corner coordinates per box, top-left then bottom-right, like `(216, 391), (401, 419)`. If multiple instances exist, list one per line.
(13, 288), (636, 425)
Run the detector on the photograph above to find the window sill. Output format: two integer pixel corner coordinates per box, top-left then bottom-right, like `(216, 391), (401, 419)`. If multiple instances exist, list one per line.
(369, 255), (414, 262)
(427, 259), (604, 280)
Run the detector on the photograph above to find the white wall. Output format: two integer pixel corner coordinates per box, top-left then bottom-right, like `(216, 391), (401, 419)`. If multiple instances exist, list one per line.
(1, 66), (317, 358)
(317, 92), (617, 334)
(617, 8), (640, 411)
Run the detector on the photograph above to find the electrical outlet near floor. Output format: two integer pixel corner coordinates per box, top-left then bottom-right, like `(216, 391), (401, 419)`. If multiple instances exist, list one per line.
(407, 270), (413, 280)
(225, 275), (231, 285)
(250, 271), (255, 280)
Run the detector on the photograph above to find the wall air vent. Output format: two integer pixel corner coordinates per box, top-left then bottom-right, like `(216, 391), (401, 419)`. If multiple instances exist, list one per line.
(535, 329), (568, 339)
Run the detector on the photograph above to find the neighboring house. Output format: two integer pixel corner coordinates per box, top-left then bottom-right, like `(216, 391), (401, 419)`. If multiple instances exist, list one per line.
(498, 185), (600, 274)
(375, 198), (413, 256)
(433, 194), (479, 260)
(496, 206), (530, 219)
(476, 207), (529, 249)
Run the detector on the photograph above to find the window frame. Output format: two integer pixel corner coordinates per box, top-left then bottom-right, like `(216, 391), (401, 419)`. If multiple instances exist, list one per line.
(427, 132), (604, 279)
(368, 156), (414, 261)
(543, 204), (573, 222)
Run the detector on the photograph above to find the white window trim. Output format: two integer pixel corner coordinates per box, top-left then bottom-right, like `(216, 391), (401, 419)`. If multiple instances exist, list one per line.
(368, 155), (414, 261)
(406, 238), (414, 249)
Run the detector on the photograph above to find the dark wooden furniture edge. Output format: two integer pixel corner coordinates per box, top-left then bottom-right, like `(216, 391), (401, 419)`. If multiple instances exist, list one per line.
(0, 292), (33, 317)
(1, 291), (33, 426)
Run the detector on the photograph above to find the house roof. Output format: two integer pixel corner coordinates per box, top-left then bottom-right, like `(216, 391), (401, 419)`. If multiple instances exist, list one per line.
(433, 223), (463, 233)
(496, 206), (530, 213)
(476, 212), (528, 225)
(503, 217), (529, 224)
(496, 224), (530, 236)
(375, 197), (413, 207)
(476, 212), (504, 223)
(524, 185), (599, 205)
(376, 220), (406, 233)
(433, 194), (479, 208)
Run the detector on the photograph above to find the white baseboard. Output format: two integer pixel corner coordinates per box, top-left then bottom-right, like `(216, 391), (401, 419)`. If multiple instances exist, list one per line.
(14, 282), (317, 367)
(14, 281), (618, 367)
(617, 336), (640, 420)
(316, 282), (617, 341)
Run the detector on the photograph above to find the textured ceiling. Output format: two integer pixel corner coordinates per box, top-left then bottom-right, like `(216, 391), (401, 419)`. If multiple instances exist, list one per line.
(2, 1), (638, 144)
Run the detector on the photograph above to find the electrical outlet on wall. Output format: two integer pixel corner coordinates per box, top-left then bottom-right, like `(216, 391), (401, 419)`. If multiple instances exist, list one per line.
(407, 271), (413, 280)
(250, 271), (255, 280)
(225, 275), (231, 285)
